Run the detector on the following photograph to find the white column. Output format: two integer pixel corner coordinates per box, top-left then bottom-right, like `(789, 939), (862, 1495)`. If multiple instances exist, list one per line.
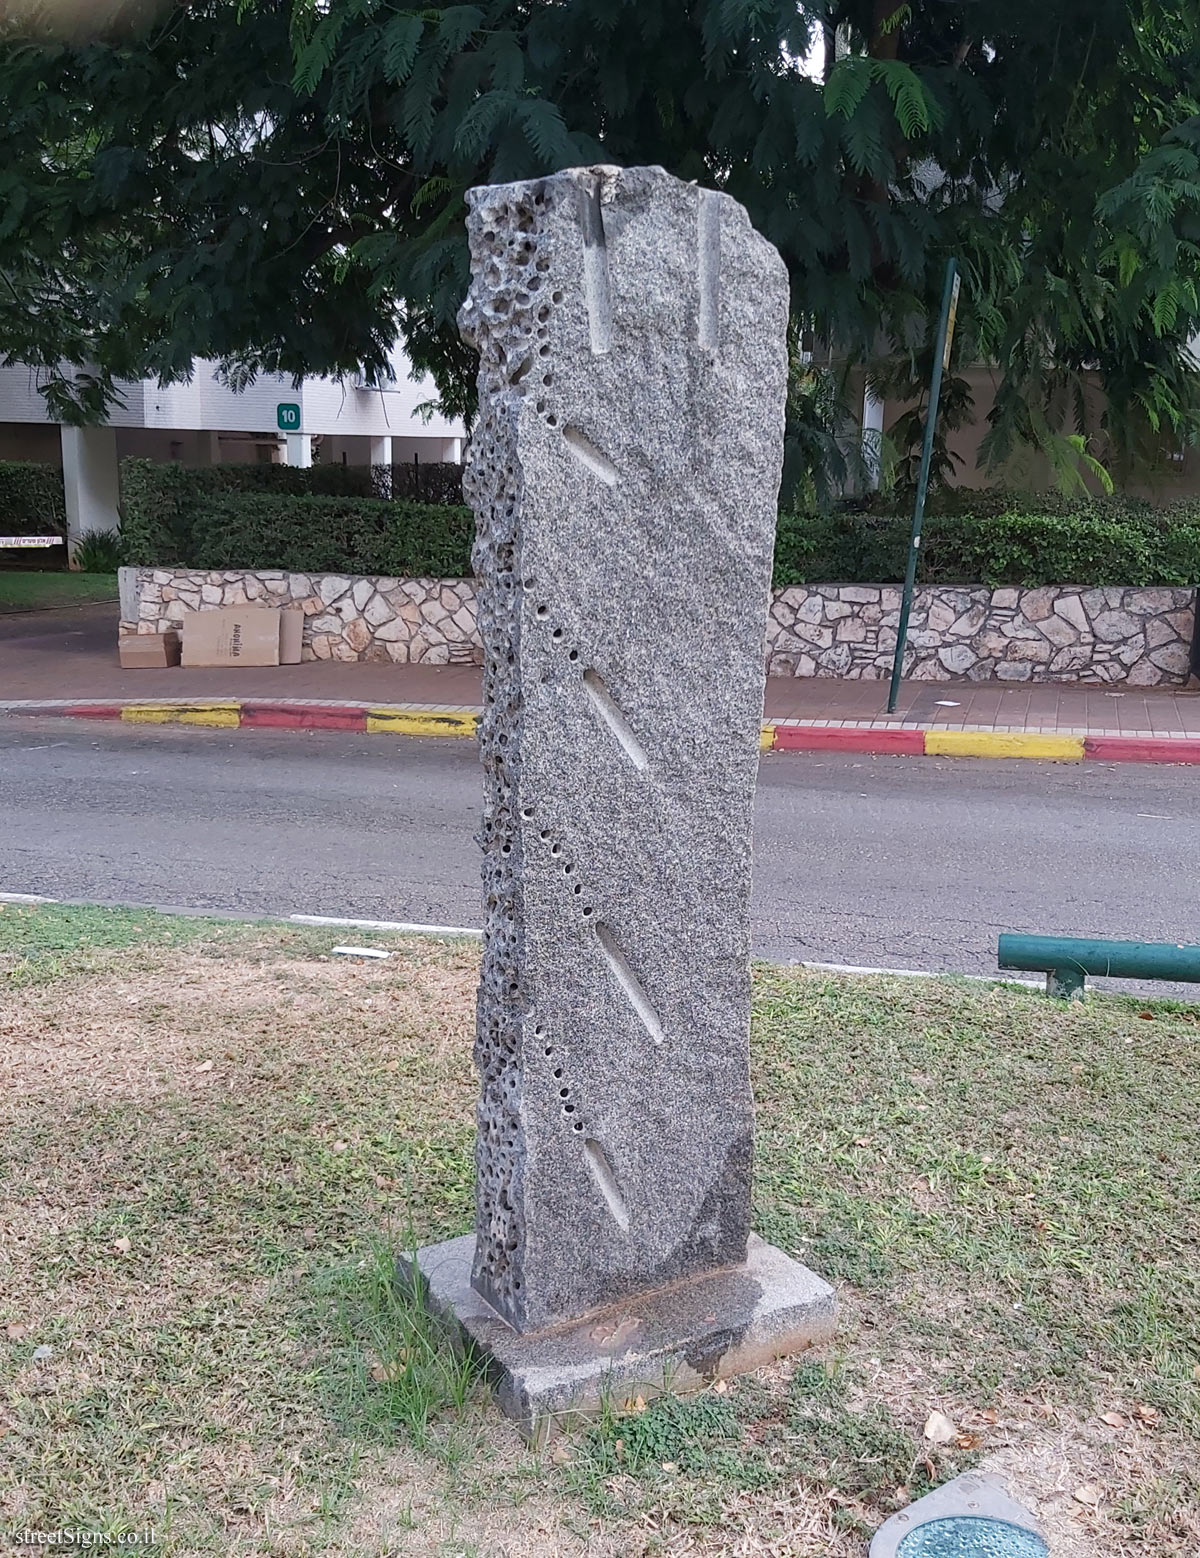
(61, 425), (121, 559)
(283, 432), (312, 467)
(862, 383), (885, 491)
(368, 436), (391, 467)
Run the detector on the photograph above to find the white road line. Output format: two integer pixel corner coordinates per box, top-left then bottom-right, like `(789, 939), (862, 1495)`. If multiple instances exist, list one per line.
(796, 958), (1039, 988)
(289, 913), (483, 939)
(0, 891), (1032, 977)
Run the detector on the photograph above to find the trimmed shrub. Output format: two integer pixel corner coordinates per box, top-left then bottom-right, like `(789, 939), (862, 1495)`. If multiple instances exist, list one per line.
(121, 459), (1200, 588)
(119, 460), (386, 565)
(389, 461), (463, 505)
(119, 459), (464, 567)
(775, 493), (1200, 588)
(0, 461), (67, 535)
(187, 492), (474, 578)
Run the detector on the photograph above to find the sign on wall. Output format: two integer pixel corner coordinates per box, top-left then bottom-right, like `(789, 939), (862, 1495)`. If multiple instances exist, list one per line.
(276, 403), (301, 432)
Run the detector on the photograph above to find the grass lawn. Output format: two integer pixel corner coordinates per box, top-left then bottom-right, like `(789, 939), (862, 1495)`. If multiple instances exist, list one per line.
(0, 571), (119, 613)
(1, 903), (1197, 1556)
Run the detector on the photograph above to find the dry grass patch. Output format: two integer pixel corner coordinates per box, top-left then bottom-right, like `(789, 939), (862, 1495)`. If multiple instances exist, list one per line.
(1, 906), (1197, 1556)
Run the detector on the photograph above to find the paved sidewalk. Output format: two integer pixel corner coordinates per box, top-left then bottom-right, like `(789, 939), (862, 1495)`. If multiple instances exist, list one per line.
(4, 600), (1200, 755)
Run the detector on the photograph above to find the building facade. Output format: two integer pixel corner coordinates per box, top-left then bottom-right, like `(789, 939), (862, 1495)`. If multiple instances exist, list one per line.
(0, 351), (466, 546)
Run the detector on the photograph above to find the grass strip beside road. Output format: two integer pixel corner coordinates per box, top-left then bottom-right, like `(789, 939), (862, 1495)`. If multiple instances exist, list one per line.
(0, 571), (118, 613)
(0, 903), (1197, 1556)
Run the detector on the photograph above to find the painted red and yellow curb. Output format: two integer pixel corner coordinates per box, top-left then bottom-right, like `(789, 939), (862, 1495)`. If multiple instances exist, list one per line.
(762, 724), (1200, 763)
(3, 699), (1200, 762)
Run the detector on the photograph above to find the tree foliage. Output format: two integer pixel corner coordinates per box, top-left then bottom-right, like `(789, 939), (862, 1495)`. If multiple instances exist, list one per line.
(0, 0), (1198, 486)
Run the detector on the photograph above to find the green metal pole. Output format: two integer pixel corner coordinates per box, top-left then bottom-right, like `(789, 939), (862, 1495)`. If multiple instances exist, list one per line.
(886, 257), (960, 714)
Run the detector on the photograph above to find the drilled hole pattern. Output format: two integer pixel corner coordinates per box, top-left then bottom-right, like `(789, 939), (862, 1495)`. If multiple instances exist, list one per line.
(459, 180), (565, 1322)
(529, 822), (598, 1138)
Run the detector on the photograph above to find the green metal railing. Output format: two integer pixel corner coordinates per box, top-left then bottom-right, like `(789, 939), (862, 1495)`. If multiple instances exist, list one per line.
(998, 933), (1200, 998)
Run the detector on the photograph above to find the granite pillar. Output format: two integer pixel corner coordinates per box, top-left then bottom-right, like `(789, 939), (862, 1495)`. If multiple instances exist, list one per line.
(405, 164), (835, 1438)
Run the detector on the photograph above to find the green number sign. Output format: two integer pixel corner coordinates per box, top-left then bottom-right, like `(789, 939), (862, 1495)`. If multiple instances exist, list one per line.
(276, 402), (301, 431)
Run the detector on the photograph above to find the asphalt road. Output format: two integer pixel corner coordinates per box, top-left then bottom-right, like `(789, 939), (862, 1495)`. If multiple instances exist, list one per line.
(0, 718), (1197, 988)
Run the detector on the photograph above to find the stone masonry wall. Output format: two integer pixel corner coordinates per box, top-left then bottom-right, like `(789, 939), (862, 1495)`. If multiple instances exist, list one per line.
(123, 567), (481, 665)
(766, 584), (1194, 685)
(122, 569), (1195, 685)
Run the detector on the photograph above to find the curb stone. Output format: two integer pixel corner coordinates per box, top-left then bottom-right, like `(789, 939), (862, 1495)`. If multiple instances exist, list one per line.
(1, 698), (1199, 762)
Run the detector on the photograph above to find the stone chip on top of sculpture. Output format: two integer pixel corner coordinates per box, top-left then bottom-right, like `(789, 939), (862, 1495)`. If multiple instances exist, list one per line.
(398, 163), (836, 1442)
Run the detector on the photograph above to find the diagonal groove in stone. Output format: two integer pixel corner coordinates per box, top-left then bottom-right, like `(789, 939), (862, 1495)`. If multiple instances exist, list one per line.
(562, 425), (619, 486)
(698, 188), (721, 350)
(594, 921), (664, 1046)
(578, 178), (613, 355)
(583, 1137), (630, 1231)
(581, 668), (648, 768)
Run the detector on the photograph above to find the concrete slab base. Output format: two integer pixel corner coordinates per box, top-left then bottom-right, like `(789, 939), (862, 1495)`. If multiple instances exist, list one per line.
(400, 1232), (837, 1445)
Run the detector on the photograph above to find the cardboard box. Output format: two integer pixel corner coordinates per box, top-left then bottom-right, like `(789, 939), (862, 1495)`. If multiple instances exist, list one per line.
(279, 606), (304, 665)
(119, 631), (181, 669)
(182, 607), (282, 668)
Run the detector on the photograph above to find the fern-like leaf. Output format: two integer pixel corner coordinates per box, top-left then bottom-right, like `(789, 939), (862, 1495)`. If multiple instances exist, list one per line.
(434, 5), (484, 59)
(453, 90), (511, 161)
(824, 55), (871, 121)
(872, 58), (940, 138)
(518, 99), (573, 168)
(382, 13), (423, 84)
(292, 11), (346, 94)
(1152, 277), (1181, 335)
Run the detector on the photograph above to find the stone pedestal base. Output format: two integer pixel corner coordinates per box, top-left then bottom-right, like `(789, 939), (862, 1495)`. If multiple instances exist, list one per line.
(400, 1233), (836, 1445)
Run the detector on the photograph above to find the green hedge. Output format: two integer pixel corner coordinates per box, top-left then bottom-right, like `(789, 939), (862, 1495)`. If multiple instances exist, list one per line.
(120, 458), (1200, 587)
(0, 461), (67, 535)
(775, 495), (1200, 587)
(186, 492), (473, 577)
(120, 459), (386, 565)
(120, 459), (467, 572)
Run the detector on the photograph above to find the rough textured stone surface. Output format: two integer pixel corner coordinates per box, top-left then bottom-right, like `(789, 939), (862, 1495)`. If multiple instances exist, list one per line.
(125, 573), (1195, 688)
(403, 1232), (836, 1444)
(459, 165), (788, 1333)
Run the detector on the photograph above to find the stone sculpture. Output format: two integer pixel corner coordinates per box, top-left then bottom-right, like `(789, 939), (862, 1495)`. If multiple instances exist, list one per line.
(404, 164), (835, 1439)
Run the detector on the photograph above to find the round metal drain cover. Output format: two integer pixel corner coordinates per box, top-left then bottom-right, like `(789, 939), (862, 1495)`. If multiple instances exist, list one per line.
(896, 1515), (1049, 1558)
(870, 1474), (1046, 1558)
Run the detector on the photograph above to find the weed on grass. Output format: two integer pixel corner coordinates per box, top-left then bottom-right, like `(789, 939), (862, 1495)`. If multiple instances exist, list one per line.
(566, 1360), (970, 1543)
(315, 1232), (485, 1456)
